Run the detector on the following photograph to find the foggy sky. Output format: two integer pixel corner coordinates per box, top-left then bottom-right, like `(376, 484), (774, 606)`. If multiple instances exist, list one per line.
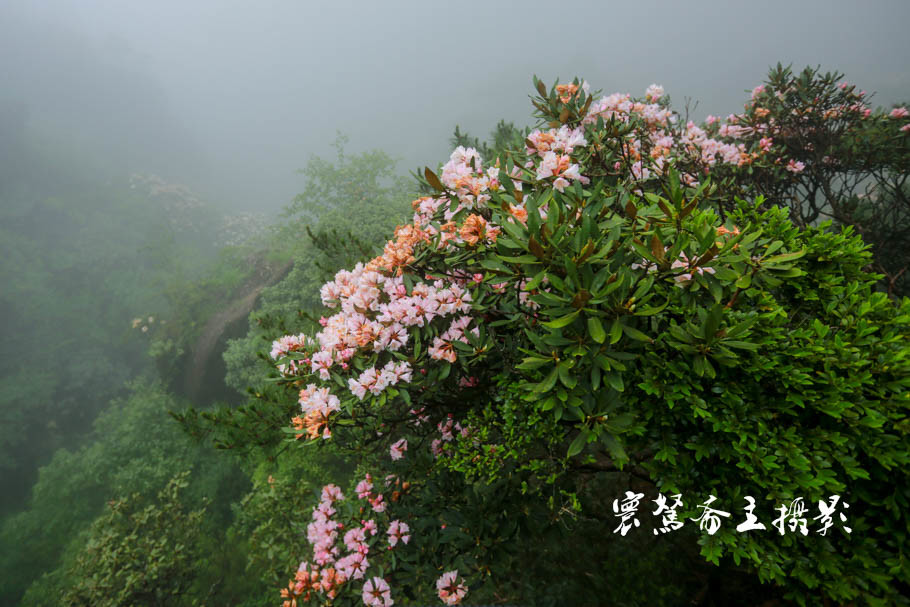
(3, 0), (909, 214)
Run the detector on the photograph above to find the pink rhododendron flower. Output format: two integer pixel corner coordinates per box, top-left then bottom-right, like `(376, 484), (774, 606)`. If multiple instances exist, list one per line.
(786, 159), (806, 174)
(389, 438), (408, 461)
(362, 576), (393, 607)
(645, 83), (664, 102)
(321, 484), (345, 503)
(337, 551), (369, 581)
(356, 475), (373, 499)
(386, 520), (410, 547)
(436, 570), (468, 605)
(890, 107), (909, 119)
(344, 527), (368, 553)
(370, 493), (386, 513)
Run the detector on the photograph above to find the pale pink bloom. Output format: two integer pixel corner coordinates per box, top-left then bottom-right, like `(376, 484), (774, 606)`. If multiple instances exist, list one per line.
(337, 551), (369, 580)
(299, 385), (341, 417)
(902, 124), (910, 133)
(718, 123), (746, 139)
(321, 484), (345, 503)
(436, 570), (468, 605)
(313, 547), (338, 566)
(310, 350), (333, 379)
(387, 520), (411, 547)
(438, 417), (456, 441)
(645, 83), (664, 102)
(759, 137), (773, 152)
(344, 527), (368, 553)
(553, 176), (570, 192)
(362, 576), (393, 607)
(535, 151), (559, 179)
(356, 475), (373, 499)
(630, 161), (650, 181)
(270, 333), (306, 360)
(362, 519), (378, 536)
(786, 159), (806, 174)
(751, 85), (765, 100)
(370, 493), (386, 513)
(348, 377), (368, 401)
(429, 337), (457, 363)
(890, 107), (909, 119)
(390, 438), (408, 461)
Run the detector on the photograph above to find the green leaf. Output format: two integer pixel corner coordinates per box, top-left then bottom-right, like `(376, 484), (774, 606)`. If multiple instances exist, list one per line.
(516, 357), (551, 370)
(567, 430), (588, 457)
(479, 258), (511, 274)
(723, 340), (759, 351)
(534, 367), (559, 393)
(606, 371), (624, 392)
(735, 273), (752, 289)
(605, 412), (635, 433)
(621, 323), (652, 343)
(633, 298), (669, 316)
(499, 254), (540, 264)
(609, 318), (622, 344)
(558, 364), (577, 389)
(540, 396), (557, 411)
(764, 248), (806, 264)
(543, 310), (580, 329)
(598, 432), (628, 466)
(588, 317), (606, 344)
(524, 269), (547, 291)
(703, 304), (724, 341)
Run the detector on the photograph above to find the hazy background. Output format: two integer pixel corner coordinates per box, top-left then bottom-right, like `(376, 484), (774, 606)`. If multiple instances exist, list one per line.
(3, 0), (908, 213)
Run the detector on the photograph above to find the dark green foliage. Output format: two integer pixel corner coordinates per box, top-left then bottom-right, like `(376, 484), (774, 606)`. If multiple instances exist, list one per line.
(59, 472), (208, 607)
(0, 381), (247, 605)
(451, 120), (524, 161)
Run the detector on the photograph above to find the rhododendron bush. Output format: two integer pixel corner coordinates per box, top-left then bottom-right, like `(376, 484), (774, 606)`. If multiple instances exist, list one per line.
(256, 72), (910, 606)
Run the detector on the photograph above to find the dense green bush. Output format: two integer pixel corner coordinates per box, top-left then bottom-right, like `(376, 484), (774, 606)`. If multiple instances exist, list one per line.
(252, 75), (909, 606)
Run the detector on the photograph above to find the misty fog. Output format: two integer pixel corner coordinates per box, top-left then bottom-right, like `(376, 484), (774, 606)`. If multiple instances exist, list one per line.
(3, 0), (908, 211)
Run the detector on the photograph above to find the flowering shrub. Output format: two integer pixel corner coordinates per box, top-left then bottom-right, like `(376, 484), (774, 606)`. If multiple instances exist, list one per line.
(265, 74), (910, 606)
(699, 65), (910, 296)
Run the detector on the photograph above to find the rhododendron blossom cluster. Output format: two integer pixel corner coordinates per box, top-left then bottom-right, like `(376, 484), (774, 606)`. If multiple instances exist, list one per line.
(280, 476), (433, 607)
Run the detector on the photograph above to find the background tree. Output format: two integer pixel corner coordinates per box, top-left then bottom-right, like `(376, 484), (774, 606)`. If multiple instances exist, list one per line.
(59, 472), (208, 607)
